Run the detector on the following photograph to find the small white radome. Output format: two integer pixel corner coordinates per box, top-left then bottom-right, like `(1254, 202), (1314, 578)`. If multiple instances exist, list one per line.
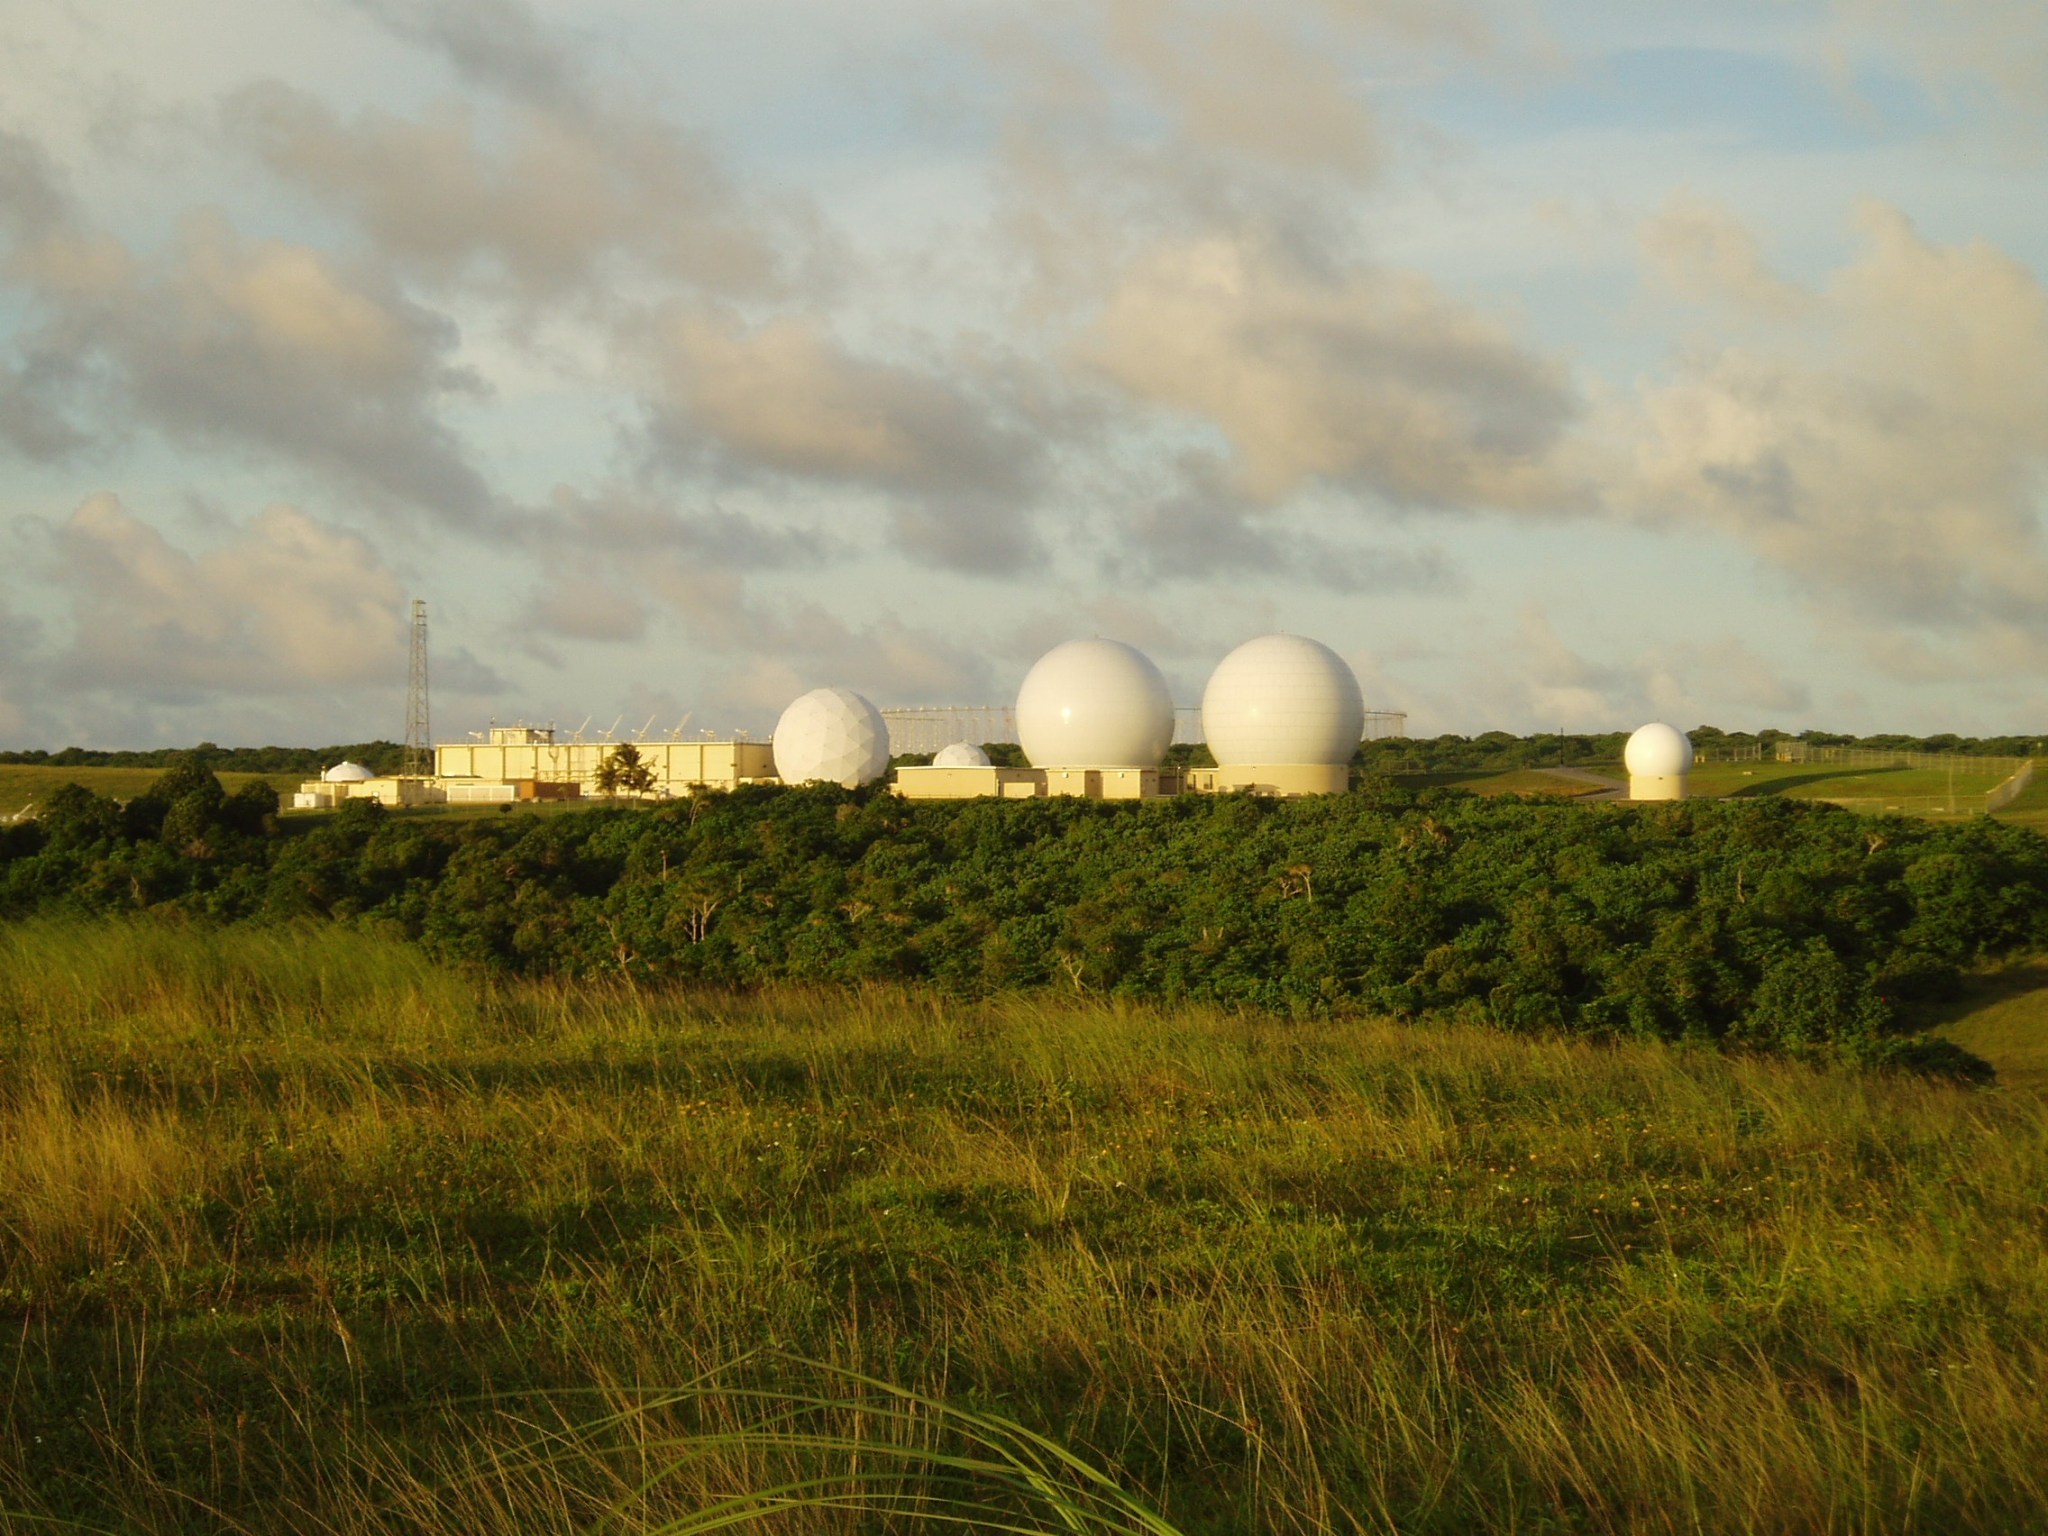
(932, 741), (991, 767)
(773, 688), (891, 787)
(321, 761), (375, 783)
(1624, 722), (1694, 778)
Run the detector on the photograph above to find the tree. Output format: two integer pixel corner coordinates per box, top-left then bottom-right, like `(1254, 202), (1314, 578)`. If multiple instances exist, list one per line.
(595, 743), (657, 799)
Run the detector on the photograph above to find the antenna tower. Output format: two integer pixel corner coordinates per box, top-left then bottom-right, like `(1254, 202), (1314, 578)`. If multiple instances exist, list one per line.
(403, 598), (431, 778)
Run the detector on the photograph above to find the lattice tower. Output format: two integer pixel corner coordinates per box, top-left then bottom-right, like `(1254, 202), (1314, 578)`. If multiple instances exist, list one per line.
(403, 599), (431, 778)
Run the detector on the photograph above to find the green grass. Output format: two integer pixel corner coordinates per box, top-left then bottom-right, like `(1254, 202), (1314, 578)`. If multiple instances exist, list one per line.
(1929, 957), (2048, 1095)
(1686, 760), (2011, 805)
(1386, 769), (1612, 797)
(0, 762), (299, 812)
(4, 923), (2048, 1533)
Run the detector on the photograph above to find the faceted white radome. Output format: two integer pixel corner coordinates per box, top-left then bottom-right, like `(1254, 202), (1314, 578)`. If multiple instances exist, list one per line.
(772, 687), (891, 787)
(1201, 634), (1365, 767)
(1624, 722), (1693, 778)
(1015, 639), (1175, 769)
(932, 741), (991, 767)
(322, 761), (375, 783)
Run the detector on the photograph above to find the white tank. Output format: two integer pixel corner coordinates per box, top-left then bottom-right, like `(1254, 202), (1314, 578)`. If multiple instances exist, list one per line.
(932, 741), (992, 767)
(1201, 634), (1365, 767)
(772, 687), (891, 787)
(1015, 639), (1174, 769)
(1624, 722), (1693, 801)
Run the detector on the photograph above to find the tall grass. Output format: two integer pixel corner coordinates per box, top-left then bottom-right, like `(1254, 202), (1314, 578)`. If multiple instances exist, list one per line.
(2, 921), (2045, 1533)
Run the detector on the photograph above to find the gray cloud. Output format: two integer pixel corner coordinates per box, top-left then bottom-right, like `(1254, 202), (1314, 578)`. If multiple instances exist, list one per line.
(227, 0), (801, 305)
(644, 307), (1048, 573)
(0, 139), (496, 524)
(1624, 202), (2048, 631)
(1110, 451), (1458, 591)
(1081, 234), (1580, 510)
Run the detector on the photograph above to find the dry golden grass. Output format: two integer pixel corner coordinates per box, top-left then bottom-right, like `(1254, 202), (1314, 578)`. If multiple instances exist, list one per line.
(1, 922), (2046, 1534)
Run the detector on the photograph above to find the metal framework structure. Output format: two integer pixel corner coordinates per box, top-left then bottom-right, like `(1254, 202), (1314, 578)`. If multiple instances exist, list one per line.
(883, 703), (1408, 755)
(402, 598), (431, 779)
(881, 706), (1017, 756)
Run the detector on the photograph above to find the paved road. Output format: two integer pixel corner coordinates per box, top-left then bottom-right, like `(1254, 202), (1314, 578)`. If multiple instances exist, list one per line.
(1539, 767), (1628, 801)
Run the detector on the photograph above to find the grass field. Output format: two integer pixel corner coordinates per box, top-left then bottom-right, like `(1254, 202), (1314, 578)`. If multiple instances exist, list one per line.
(0, 763), (300, 814)
(1685, 760), (2014, 805)
(1384, 768), (1611, 797)
(4, 923), (2048, 1534)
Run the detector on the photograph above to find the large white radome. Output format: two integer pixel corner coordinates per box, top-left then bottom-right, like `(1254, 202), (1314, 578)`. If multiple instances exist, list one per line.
(1202, 634), (1365, 767)
(1016, 639), (1174, 769)
(932, 741), (992, 768)
(1624, 722), (1694, 778)
(773, 687), (891, 787)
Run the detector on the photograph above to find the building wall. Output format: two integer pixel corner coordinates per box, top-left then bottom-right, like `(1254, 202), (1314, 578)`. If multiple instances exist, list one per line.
(434, 739), (776, 794)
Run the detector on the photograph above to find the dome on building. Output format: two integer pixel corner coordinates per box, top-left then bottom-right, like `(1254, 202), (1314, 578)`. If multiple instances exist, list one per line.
(1015, 639), (1175, 769)
(1202, 634), (1365, 768)
(773, 687), (891, 787)
(1624, 722), (1693, 778)
(932, 741), (992, 768)
(322, 761), (375, 783)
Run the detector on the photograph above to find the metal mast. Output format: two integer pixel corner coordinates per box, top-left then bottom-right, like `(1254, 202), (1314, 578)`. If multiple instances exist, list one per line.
(403, 598), (430, 778)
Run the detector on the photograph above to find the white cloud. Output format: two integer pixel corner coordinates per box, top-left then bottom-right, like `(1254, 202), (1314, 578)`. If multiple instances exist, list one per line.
(1625, 203), (2048, 632)
(45, 493), (409, 693)
(1081, 234), (1578, 509)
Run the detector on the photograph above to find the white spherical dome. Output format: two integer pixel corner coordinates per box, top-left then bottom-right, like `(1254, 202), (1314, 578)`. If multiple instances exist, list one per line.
(1624, 722), (1693, 778)
(1016, 639), (1174, 769)
(322, 761), (375, 783)
(772, 687), (891, 787)
(1202, 634), (1365, 767)
(932, 741), (991, 768)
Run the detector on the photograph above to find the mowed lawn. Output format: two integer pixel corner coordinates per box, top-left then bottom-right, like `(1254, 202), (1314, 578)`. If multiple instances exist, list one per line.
(1685, 760), (2016, 804)
(3, 923), (2047, 1535)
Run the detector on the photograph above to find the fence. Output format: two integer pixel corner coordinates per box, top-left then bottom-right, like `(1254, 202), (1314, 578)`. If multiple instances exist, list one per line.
(1797, 752), (2034, 817)
(1772, 742), (2030, 776)
(882, 705), (1410, 756)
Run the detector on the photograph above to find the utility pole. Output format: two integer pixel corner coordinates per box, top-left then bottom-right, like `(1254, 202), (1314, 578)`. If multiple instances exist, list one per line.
(403, 598), (430, 779)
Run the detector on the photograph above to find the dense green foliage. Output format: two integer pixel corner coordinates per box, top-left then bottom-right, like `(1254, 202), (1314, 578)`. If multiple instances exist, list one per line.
(0, 739), (405, 774)
(4, 926), (2047, 1534)
(5, 758), (2046, 1064)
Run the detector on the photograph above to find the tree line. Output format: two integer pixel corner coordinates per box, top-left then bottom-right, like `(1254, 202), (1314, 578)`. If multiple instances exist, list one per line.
(4, 756), (2041, 1074)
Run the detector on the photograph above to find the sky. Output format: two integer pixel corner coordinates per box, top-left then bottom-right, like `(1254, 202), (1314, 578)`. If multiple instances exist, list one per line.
(2, 0), (2045, 748)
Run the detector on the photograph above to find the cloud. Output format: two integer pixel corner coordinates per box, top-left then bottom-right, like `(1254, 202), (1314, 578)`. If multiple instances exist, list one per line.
(224, 81), (789, 305)
(1110, 450), (1458, 590)
(647, 308), (1046, 571)
(1828, 0), (2048, 115)
(1625, 203), (2048, 630)
(0, 144), (495, 523)
(38, 493), (412, 695)
(1080, 234), (1579, 508)
(1641, 193), (1806, 316)
(223, 0), (807, 307)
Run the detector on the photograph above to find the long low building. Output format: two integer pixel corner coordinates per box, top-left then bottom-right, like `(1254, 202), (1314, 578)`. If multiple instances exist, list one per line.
(433, 725), (776, 796)
(291, 726), (777, 810)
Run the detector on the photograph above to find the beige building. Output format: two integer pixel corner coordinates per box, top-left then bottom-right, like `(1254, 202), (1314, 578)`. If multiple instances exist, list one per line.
(893, 764), (1202, 800)
(433, 725), (777, 798)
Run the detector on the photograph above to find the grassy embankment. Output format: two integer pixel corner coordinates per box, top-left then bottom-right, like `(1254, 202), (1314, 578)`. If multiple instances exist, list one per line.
(4, 922), (2048, 1534)
(0, 764), (298, 815)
